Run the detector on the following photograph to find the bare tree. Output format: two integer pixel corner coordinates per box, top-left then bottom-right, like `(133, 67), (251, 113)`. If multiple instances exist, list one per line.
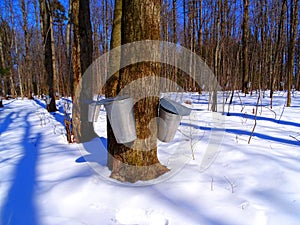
(106, 0), (122, 170)
(0, 18), (15, 99)
(20, 0), (34, 99)
(71, 0), (97, 142)
(242, 0), (250, 94)
(107, 0), (169, 182)
(39, 0), (57, 111)
(287, 0), (299, 107)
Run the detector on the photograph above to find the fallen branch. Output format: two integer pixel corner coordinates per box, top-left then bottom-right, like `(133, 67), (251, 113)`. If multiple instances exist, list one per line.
(289, 135), (300, 142)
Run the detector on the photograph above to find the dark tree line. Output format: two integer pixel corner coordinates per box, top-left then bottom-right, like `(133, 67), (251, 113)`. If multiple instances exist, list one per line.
(0, 0), (299, 100)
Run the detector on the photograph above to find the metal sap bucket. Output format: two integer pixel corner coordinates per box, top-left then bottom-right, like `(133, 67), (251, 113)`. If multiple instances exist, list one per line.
(88, 101), (101, 122)
(46, 96), (52, 105)
(103, 96), (137, 144)
(158, 98), (192, 142)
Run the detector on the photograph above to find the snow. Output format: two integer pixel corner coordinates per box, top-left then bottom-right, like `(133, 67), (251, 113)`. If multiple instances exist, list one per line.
(0, 91), (300, 225)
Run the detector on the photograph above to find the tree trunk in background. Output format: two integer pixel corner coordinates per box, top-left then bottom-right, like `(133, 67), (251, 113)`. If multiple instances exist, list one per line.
(39, 0), (57, 112)
(172, 0), (178, 91)
(9, 0), (24, 99)
(66, 0), (73, 96)
(211, 0), (221, 112)
(197, 0), (202, 93)
(0, 20), (15, 98)
(287, 0), (298, 107)
(297, 59), (300, 91)
(106, 0), (122, 170)
(33, 0), (42, 97)
(107, 0), (169, 182)
(0, 31), (6, 102)
(49, 8), (59, 99)
(107, 0), (122, 97)
(242, 0), (249, 94)
(270, 0), (287, 104)
(20, 0), (33, 99)
(72, 0), (97, 142)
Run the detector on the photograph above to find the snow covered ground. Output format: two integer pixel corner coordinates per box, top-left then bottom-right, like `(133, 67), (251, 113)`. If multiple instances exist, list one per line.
(0, 91), (300, 225)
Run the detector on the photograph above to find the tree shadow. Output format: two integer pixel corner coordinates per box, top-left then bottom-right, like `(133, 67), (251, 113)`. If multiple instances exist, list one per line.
(151, 186), (227, 225)
(76, 137), (108, 167)
(0, 112), (14, 135)
(0, 99), (17, 110)
(1, 114), (41, 225)
(226, 112), (300, 128)
(252, 188), (300, 219)
(180, 123), (300, 146)
(33, 98), (65, 127)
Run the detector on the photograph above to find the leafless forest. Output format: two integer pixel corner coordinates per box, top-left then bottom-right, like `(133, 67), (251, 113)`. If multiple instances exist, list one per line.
(0, 0), (299, 101)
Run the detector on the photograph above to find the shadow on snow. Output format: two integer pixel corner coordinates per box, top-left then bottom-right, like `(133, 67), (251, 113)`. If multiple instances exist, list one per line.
(180, 122), (300, 146)
(33, 98), (65, 127)
(76, 137), (108, 167)
(226, 112), (300, 128)
(0, 112), (14, 135)
(1, 113), (41, 225)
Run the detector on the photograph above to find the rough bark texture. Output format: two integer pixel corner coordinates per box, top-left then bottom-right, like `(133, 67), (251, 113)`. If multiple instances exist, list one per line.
(287, 0), (298, 107)
(39, 0), (57, 112)
(0, 30), (6, 100)
(72, 0), (97, 142)
(106, 0), (122, 170)
(108, 0), (169, 182)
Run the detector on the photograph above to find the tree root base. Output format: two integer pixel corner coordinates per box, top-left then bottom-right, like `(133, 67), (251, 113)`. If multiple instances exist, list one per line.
(110, 161), (170, 183)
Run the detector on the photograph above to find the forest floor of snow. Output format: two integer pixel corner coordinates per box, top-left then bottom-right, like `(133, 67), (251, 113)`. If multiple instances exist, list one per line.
(0, 90), (300, 225)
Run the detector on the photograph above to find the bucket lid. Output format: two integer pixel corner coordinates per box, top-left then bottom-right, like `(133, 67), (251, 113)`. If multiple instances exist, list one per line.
(99, 95), (131, 105)
(159, 97), (192, 116)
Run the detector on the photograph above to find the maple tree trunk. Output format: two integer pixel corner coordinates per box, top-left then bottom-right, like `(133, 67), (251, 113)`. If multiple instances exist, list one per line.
(71, 0), (97, 142)
(106, 0), (122, 170)
(39, 0), (57, 112)
(108, 0), (169, 182)
(287, 0), (298, 107)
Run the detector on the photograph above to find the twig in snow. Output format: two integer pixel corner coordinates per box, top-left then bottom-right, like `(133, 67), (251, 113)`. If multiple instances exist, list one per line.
(264, 106), (277, 119)
(237, 92), (245, 113)
(289, 135), (300, 142)
(278, 104), (286, 123)
(224, 176), (237, 194)
(189, 115), (195, 160)
(177, 115), (205, 160)
(248, 91), (261, 144)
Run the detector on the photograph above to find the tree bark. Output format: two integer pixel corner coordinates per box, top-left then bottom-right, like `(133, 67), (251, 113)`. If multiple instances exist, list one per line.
(287, 0), (298, 107)
(107, 0), (169, 182)
(242, 0), (249, 94)
(66, 0), (73, 96)
(39, 0), (57, 111)
(270, 0), (286, 104)
(21, 0), (34, 99)
(8, 0), (24, 99)
(106, 0), (122, 170)
(72, 0), (97, 142)
(0, 30), (6, 102)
